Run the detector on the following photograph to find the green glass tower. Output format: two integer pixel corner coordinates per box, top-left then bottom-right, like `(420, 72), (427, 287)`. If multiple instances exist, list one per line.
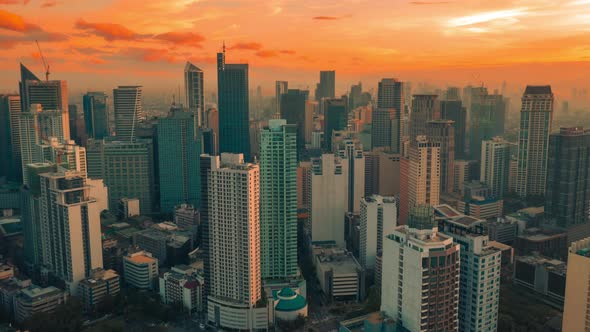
(156, 107), (201, 213)
(260, 119), (298, 279)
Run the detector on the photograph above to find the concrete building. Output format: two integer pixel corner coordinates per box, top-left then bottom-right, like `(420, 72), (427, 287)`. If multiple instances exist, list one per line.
(409, 95), (440, 145)
(273, 287), (308, 321)
(481, 137), (512, 199)
(206, 153), (267, 330)
(435, 205), (501, 332)
(119, 197), (140, 219)
(0, 94), (21, 181)
(78, 268), (120, 312)
(373, 78), (403, 153)
(123, 250), (159, 290)
(381, 206), (460, 332)
(159, 265), (203, 314)
(514, 228), (567, 259)
(359, 195), (397, 270)
(260, 120), (298, 280)
(323, 97), (348, 151)
(14, 285), (68, 322)
(19, 64), (68, 116)
(275, 80), (288, 115)
(280, 90), (309, 157)
(315, 70), (336, 101)
(313, 246), (365, 302)
(426, 119), (455, 194)
(516, 86), (554, 197)
(440, 99), (467, 159)
(562, 238), (590, 331)
(83, 92), (109, 140)
(334, 134), (365, 214)
(184, 62), (204, 127)
(453, 159), (479, 194)
(134, 226), (193, 267)
(458, 181), (503, 219)
(174, 204), (200, 230)
(513, 255), (566, 307)
(113, 86), (143, 141)
(487, 218), (519, 245)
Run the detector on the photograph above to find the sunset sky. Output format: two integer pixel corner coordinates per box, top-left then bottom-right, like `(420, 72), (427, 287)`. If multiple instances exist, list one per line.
(1, 0), (589, 95)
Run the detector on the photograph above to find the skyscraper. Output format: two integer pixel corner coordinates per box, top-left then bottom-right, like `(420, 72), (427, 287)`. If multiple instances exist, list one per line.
(275, 80), (288, 115)
(184, 62), (204, 127)
(381, 205), (460, 331)
(156, 109), (201, 213)
(562, 238), (590, 332)
(409, 95), (440, 145)
(545, 127), (590, 228)
(113, 86), (143, 141)
(0, 95), (21, 180)
(280, 89), (309, 157)
(39, 170), (105, 294)
(217, 47), (251, 159)
(440, 99), (467, 159)
(323, 97), (348, 151)
(373, 78), (403, 152)
(359, 195), (397, 269)
(83, 92), (110, 140)
(206, 154), (266, 330)
(260, 120), (298, 279)
(468, 90), (506, 161)
(516, 85), (554, 197)
(481, 137), (512, 199)
(335, 135), (365, 214)
(19, 63), (68, 114)
(426, 120), (455, 194)
(315, 70), (335, 101)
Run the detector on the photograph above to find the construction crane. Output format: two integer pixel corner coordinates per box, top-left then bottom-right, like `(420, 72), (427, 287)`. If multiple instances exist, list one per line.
(35, 40), (50, 81)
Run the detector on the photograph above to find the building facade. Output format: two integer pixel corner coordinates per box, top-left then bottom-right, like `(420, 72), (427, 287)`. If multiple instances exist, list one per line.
(481, 137), (512, 199)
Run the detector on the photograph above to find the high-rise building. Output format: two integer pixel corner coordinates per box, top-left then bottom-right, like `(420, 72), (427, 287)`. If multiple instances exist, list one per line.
(217, 48), (251, 159)
(440, 99), (467, 159)
(275, 80), (288, 115)
(435, 205), (501, 332)
(83, 92), (110, 140)
(426, 120), (455, 194)
(206, 154), (267, 330)
(38, 170), (105, 294)
(335, 135), (365, 214)
(68, 104), (86, 145)
(184, 62), (204, 127)
(260, 120), (298, 279)
(349, 82), (362, 109)
(562, 238), (590, 332)
(19, 64), (68, 115)
(280, 89), (309, 157)
(0, 95), (21, 180)
(374, 78), (403, 153)
(199, 155), (213, 299)
(468, 90), (506, 161)
(323, 97), (348, 151)
(409, 95), (440, 145)
(113, 86), (143, 141)
(481, 137), (512, 199)
(359, 195), (397, 269)
(86, 139), (155, 214)
(315, 70), (335, 101)
(206, 107), (219, 154)
(545, 127), (590, 228)
(516, 86), (554, 197)
(381, 205), (460, 331)
(156, 109), (201, 213)
(399, 136), (440, 224)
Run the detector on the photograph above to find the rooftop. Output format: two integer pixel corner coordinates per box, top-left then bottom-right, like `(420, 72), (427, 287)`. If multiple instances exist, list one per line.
(517, 255), (566, 275)
(126, 252), (157, 265)
(524, 85), (552, 95)
(314, 247), (362, 275)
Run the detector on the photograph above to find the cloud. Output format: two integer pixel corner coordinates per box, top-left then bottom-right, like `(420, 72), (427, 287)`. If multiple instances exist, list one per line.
(448, 8), (527, 27)
(255, 50), (278, 57)
(75, 19), (140, 41)
(410, 1), (451, 4)
(312, 16), (340, 20)
(229, 42), (263, 50)
(0, 9), (38, 32)
(122, 47), (179, 63)
(154, 31), (205, 47)
(41, 0), (57, 7)
(0, 0), (28, 4)
(280, 50), (296, 55)
(0, 29), (68, 49)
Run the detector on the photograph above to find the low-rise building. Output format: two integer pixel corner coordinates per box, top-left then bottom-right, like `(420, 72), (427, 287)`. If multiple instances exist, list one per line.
(14, 285), (68, 322)
(513, 255), (566, 308)
(487, 217), (519, 245)
(339, 311), (408, 332)
(134, 224), (193, 267)
(313, 246), (365, 302)
(514, 228), (567, 259)
(273, 287), (308, 322)
(78, 268), (120, 312)
(119, 197), (140, 219)
(159, 265), (203, 314)
(0, 277), (31, 320)
(123, 250), (158, 290)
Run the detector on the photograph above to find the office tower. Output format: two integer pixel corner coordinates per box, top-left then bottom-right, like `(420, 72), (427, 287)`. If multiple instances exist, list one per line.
(349, 82), (362, 109)
(68, 104), (86, 145)
(83, 92), (110, 140)
(323, 97), (348, 151)
(436, 205), (501, 332)
(399, 136), (440, 224)
(335, 135), (365, 214)
(359, 195), (397, 269)
(516, 86), (554, 197)
(311, 154), (348, 247)
(275, 80), (288, 115)
(39, 170), (105, 294)
(18, 109), (42, 183)
(468, 90), (506, 160)
(440, 99), (467, 159)
(156, 110), (201, 213)
(381, 206), (460, 332)
(86, 139), (155, 214)
(409, 95), (440, 145)
(0, 95), (21, 180)
(207, 154), (266, 330)
(545, 127), (590, 228)
(206, 107), (219, 154)
(199, 155), (213, 299)
(426, 120), (455, 194)
(453, 159), (479, 194)
(562, 238), (590, 332)
(315, 70), (335, 101)
(201, 128), (217, 155)
(481, 137), (512, 199)
(260, 120), (298, 279)
(113, 86), (143, 141)
(374, 78), (403, 153)
(364, 152), (380, 196)
(508, 158), (518, 193)
(444, 87), (461, 101)
(305, 101), (314, 144)
(184, 62), (204, 127)
(217, 47), (251, 159)
(280, 89), (309, 157)
(19, 63), (68, 114)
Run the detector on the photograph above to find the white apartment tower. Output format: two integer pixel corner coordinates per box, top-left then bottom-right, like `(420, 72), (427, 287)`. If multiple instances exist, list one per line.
(359, 195), (397, 269)
(481, 137), (512, 198)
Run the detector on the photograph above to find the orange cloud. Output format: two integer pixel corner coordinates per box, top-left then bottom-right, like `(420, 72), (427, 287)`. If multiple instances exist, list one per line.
(280, 50), (296, 55)
(255, 50), (277, 58)
(0, 0), (28, 4)
(154, 31), (205, 47)
(41, 0), (57, 8)
(0, 9), (33, 32)
(229, 42), (263, 50)
(410, 1), (451, 4)
(75, 19), (139, 41)
(123, 48), (178, 64)
(312, 16), (340, 20)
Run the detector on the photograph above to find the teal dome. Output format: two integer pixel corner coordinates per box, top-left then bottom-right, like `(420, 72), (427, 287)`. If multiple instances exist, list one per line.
(275, 288), (307, 312)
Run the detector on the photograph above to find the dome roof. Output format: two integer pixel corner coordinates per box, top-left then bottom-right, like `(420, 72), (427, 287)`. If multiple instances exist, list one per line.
(275, 287), (307, 312)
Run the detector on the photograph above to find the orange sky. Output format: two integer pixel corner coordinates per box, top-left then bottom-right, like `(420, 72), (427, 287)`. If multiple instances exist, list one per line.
(1, 0), (589, 95)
